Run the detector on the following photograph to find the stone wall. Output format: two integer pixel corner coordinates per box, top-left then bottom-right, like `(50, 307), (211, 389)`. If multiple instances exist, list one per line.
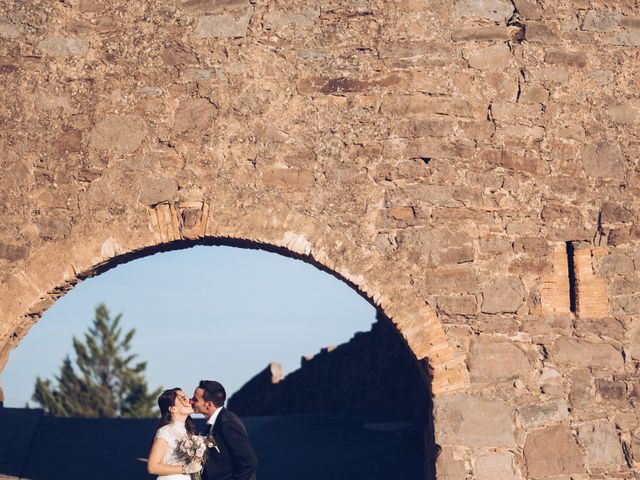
(228, 317), (431, 421)
(1, 0), (639, 478)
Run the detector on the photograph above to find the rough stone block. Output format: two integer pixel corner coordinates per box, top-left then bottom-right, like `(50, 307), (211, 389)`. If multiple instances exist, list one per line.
(523, 424), (583, 477)
(452, 26), (512, 42)
(596, 379), (627, 404)
(628, 322), (640, 360)
(38, 36), (90, 57)
(425, 266), (478, 294)
(262, 168), (314, 190)
(580, 141), (625, 180)
(481, 276), (525, 314)
(382, 95), (483, 118)
(525, 23), (562, 43)
(570, 368), (593, 409)
(475, 451), (521, 480)
(0, 21), (21, 39)
(598, 254), (634, 275)
(139, 177), (179, 206)
(179, 0), (250, 14)
(478, 148), (548, 175)
(193, 10), (253, 38)
(582, 10), (620, 32)
(264, 9), (319, 29)
(519, 84), (549, 104)
(436, 394), (515, 447)
(89, 115), (147, 153)
(172, 97), (218, 133)
(517, 399), (569, 428)
(600, 202), (634, 224)
(544, 50), (588, 67)
(608, 103), (639, 124)
(436, 446), (468, 480)
(552, 338), (624, 370)
(576, 420), (625, 467)
(468, 336), (531, 383)
(467, 44), (513, 70)
(437, 295), (477, 316)
(452, 0), (514, 22)
(0, 242), (28, 261)
(513, 0), (541, 20)
(611, 294), (640, 315)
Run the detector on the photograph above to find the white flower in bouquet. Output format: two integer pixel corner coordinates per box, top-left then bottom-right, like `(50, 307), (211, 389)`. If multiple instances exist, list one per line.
(177, 434), (207, 480)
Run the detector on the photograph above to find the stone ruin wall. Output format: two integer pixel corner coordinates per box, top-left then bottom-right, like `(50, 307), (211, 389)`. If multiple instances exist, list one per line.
(1, 0), (640, 478)
(228, 317), (430, 420)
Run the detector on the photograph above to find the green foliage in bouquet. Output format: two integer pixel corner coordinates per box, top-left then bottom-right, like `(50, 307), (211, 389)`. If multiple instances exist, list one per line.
(32, 303), (161, 418)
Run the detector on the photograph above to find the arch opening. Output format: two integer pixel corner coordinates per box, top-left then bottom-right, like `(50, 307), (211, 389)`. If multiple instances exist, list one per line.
(1, 239), (437, 480)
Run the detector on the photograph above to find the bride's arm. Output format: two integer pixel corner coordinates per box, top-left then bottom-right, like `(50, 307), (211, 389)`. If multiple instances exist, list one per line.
(147, 438), (185, 476)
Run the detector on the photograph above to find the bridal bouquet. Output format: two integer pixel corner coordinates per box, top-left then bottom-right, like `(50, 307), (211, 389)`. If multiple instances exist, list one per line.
(177, 434), (207, 480)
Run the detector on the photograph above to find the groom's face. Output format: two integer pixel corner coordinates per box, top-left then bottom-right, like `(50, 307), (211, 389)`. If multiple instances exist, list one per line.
(192, 387), (215, 417)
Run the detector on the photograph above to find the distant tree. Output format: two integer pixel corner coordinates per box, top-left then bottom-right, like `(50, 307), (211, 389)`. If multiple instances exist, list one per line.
(32, 303), (161, 418)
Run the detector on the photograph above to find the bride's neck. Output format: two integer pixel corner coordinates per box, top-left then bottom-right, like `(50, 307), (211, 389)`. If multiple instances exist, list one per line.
(172, 413), (188, 424)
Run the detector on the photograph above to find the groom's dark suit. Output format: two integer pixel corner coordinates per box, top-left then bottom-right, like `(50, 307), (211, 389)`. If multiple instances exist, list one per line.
(204, 407), (257, 480)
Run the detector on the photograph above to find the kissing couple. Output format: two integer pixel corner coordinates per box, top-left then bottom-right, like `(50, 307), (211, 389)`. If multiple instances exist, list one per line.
(147, 380), (258, 480)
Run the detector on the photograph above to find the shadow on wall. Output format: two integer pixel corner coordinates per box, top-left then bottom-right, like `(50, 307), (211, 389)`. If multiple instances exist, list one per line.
(229, 312), (437, 479)
(0, 409), (427, 480)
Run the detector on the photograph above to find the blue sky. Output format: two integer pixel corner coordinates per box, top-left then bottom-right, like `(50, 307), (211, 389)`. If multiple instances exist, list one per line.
(2, 245), (376, 408)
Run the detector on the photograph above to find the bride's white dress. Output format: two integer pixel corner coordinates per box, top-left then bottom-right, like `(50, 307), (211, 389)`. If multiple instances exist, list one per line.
(155, 422), (190, 480)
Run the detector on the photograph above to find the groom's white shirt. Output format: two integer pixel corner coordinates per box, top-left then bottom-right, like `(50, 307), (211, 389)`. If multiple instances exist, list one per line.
(207, 406), (222, 428)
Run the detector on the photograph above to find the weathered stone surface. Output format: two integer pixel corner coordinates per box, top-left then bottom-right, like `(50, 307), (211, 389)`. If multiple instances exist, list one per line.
(524, 424), (583, 477)
(513, 0), (541, 20)
(0, 21), (21, 39)
(0, 243), (28, 262)
(262, 168), (314, 189)
(475, 452), (520, 480)
(611, 294), (640, 315)
(425, 266), (478, 294)
(517, 399), (569, 428)
(452, 0), (513, 22)
(582, 10), (620, 32)
(628, 323), (640, 361)
(481, 276), (525, 313)
(468, 336), (531, 383)
(178, 0), (250, 14)
(436, 447), (468, 480)
(581, 141), (625, 179)
(264, 9), (319, 29)
(451, 26), (512, 42)
(600, 202), (634, 224)
(138, 178), (179, 206)
(467, 44), (512, 70)
(436, 394), (515, 447)
(172, 98), (218, 133)
(193, 10), (253, 38)
(608, 103), (640, 124)
(596, 379), (627, 404)
(525, 23), (561, 43)
(552, 338), (624, 370)
(437, 295), (477, 316)
(570, 368), (593, 409)
(598, 254), (634, 275)
(544, 50), (588, 67)
(576, 420), (624, 467)
(37, 36), (90, 57)
(89, 115), (147, 153)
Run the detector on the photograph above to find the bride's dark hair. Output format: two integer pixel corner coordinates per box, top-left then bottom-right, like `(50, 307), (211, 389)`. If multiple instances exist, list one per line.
(155, 387), (196, 435)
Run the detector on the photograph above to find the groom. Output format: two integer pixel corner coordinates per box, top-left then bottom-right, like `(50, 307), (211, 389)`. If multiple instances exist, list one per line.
(192, 380), (258, 480)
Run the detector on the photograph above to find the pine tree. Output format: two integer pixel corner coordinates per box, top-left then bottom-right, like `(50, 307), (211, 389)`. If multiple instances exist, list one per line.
(32, 303), (161, 418)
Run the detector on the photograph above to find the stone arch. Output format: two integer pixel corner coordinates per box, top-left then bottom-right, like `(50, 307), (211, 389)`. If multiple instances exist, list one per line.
(0, 202), (465, 397)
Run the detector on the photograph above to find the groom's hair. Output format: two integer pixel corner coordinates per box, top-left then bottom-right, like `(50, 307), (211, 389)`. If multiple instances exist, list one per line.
(199, 380), (226, 407)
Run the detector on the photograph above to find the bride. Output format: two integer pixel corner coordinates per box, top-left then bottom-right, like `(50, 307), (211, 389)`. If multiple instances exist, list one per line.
(147, 388), (203, 479)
